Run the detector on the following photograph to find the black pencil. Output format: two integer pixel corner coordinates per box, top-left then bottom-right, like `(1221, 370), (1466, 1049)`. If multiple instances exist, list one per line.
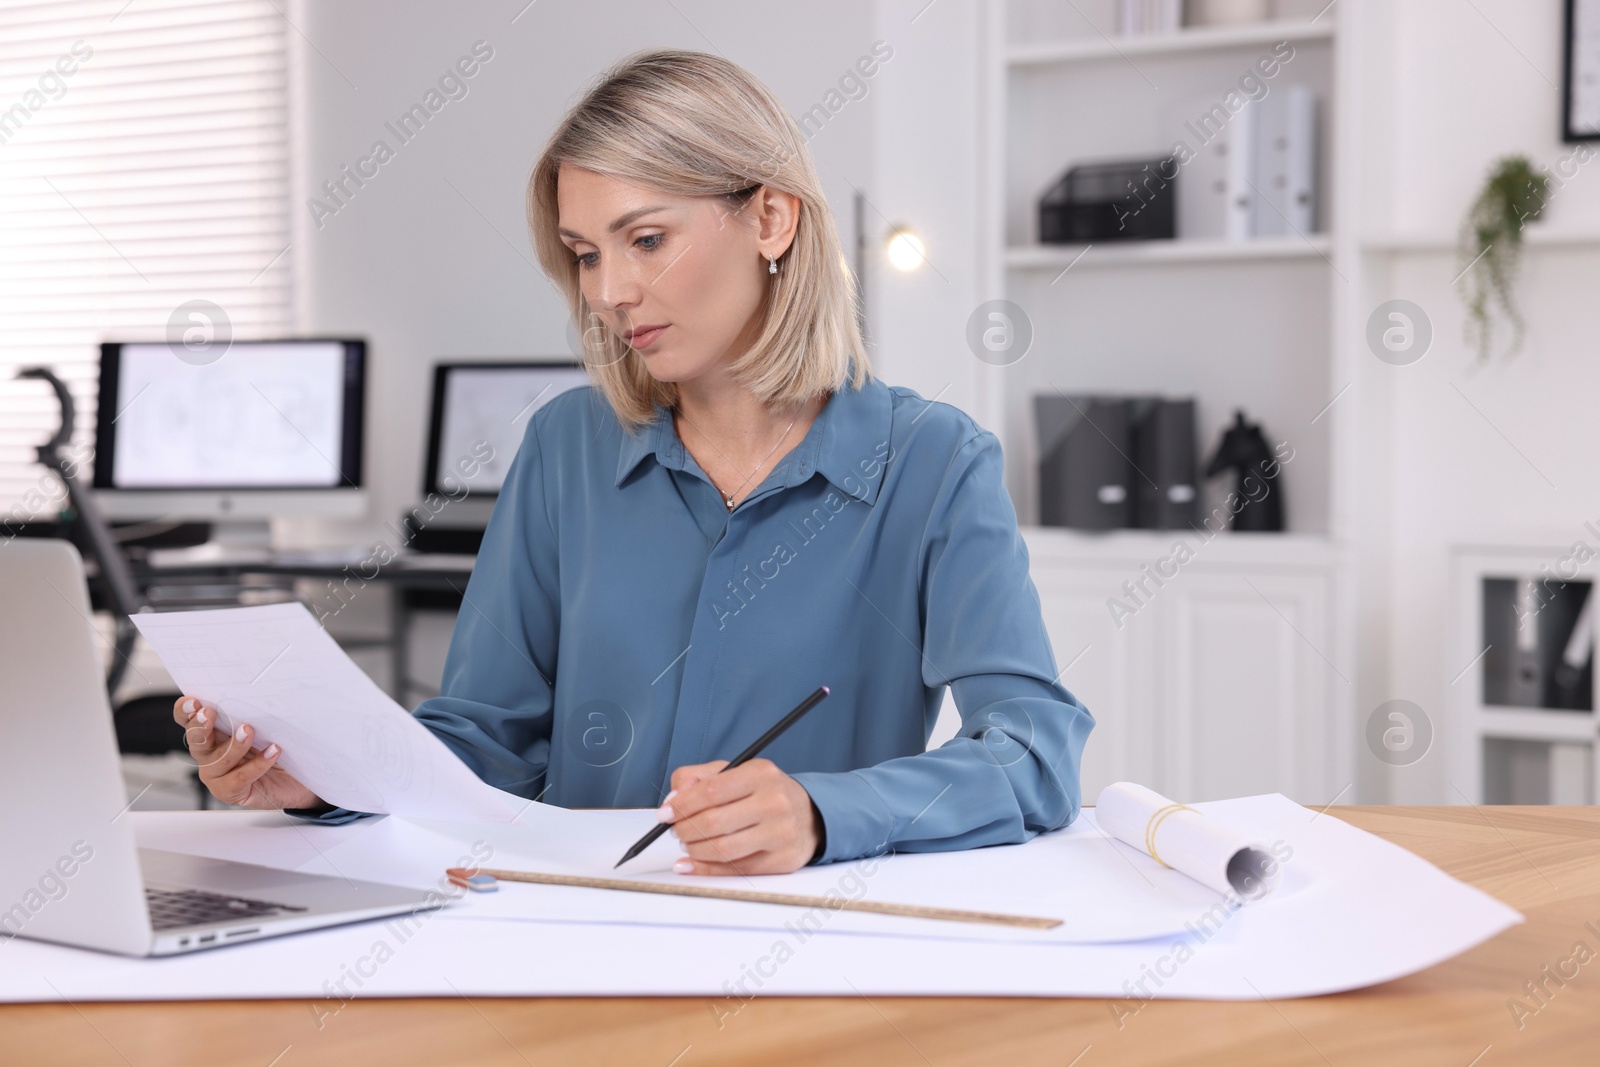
(613, 685), (830, 868)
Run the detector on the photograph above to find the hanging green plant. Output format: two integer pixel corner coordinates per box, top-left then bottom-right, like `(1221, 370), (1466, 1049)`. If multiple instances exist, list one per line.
(1458, 155), (1549, 363)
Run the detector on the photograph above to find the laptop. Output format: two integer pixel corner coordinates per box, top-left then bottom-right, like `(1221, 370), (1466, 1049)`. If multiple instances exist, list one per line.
(0, 539), (441, 956)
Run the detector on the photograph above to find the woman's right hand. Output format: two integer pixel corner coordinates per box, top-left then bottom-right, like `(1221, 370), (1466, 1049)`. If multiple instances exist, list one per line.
(172, 696), (321, 810)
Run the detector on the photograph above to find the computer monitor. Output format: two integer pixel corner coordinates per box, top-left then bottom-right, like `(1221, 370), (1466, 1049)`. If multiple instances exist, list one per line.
(93, 339), (367, 533)
(422, 360), (589, 526)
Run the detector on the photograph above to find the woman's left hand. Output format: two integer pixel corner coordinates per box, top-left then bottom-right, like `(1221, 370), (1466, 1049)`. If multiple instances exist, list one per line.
(659, 758), (822, 875)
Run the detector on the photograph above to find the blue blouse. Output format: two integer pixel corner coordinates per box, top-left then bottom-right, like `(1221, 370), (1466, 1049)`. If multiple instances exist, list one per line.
(318, 371), (1093, 864)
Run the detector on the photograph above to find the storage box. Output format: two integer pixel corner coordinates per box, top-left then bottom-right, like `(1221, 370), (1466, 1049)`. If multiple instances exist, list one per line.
(1039, 158), (1177, 243)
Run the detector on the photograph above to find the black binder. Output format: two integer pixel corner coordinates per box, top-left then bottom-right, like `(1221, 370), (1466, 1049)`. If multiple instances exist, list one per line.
(1035, 394), (1198, 531)
(1035, 395), (1132, 530)
(1130, 398), (1198, 530)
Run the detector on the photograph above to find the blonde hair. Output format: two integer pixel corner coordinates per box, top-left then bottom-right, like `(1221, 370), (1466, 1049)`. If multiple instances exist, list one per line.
(527, 49), (872, 430)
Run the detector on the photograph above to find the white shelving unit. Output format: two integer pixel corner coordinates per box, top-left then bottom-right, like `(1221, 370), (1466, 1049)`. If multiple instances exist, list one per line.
(1006, 18), (1335, 66)
(979, 0), (1356, 538)
(970, 0), (1365, 804)
(1450, 546), (1599, 805)
(1361, 226), (1600, 253)
(1005, 233), (1332, 268)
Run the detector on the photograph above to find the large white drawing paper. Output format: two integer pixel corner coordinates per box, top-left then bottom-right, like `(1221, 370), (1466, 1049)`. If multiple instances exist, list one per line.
(1097, 781), (1283, 900)
(404, 806), (1226, 944)
(0, 794), (1523, 1001)
(130, 603), (523, 823)
(117, 802), (1212, 946)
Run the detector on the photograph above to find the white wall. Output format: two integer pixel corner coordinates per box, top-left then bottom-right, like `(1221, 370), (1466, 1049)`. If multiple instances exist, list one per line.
(866, 0), (985, 412)
(1364, 0), (1600, 802)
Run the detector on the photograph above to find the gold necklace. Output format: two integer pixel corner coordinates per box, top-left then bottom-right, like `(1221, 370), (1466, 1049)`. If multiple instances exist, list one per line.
(676, 406), (801, 510)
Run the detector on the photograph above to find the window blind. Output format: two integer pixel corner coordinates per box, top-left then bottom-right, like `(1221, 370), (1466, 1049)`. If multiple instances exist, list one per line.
(0, 0), (293, 520)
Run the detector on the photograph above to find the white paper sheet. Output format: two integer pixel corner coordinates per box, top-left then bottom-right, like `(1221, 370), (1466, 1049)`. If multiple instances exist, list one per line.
(130, 604), (522, 823)
(1097, 782), (1282, 900)
(0, 795), (1522, 1002)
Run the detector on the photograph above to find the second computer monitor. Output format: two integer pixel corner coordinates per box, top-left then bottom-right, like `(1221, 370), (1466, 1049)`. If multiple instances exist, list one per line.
(424, 360), (590, 500)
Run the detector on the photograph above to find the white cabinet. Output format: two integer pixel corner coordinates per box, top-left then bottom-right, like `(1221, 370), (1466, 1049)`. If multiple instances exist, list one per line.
(1023, 528), (1343, 804)
(1026, 554), (1159, 799)
(1162, 569), (1333, 800)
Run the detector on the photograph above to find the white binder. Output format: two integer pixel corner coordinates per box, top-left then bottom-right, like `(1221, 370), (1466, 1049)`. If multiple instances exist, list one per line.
(1169, 95), (1256, 241)
(1224, 101), (1257, 240)
(1117, 0), (1182, 34)
(1251, 85), (1318, 237)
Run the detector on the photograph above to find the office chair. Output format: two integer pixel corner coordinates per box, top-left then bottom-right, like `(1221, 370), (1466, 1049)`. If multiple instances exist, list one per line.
(17, 367), (208, 807)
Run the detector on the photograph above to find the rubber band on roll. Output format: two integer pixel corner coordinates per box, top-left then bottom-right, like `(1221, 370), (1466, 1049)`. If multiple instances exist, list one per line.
(1095, 782), (1284, 902)
(1144, 802), (1198, 868)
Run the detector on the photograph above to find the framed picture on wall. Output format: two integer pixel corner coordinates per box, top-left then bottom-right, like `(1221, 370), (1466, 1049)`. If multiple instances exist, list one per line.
(1566, 0), (1600, 141)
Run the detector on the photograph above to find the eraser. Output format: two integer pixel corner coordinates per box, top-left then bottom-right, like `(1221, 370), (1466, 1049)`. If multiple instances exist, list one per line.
(445, 867), (499, 892)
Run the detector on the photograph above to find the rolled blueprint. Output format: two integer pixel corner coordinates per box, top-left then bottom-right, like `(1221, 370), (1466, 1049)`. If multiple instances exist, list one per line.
(1095, 782), (1282, 902)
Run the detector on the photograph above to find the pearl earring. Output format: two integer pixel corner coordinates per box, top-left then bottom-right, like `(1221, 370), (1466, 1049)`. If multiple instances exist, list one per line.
(768, 254), (777, 275)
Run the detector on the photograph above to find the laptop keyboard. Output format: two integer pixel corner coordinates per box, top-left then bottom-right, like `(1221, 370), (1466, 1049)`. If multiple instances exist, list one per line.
(145, 886), (309, 931)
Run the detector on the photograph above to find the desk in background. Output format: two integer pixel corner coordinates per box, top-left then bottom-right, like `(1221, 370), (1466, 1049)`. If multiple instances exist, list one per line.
(131, 547), (476, 706)
(2, 806), (1595, 1066)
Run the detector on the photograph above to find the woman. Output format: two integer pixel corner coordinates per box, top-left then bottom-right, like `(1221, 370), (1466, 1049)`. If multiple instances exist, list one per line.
(174, 49), (1093, 876)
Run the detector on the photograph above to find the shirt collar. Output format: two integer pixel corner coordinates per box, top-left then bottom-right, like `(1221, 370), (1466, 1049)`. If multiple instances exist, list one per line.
(613, 368), (892, 506)
(614, 400), (680, 486)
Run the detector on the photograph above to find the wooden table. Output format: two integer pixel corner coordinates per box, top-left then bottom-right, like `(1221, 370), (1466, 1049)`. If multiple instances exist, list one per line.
(5, 806), (1597, 1066)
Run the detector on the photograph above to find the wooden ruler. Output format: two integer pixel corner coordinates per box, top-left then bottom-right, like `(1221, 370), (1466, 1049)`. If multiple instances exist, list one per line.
(470, 868), (1063, 930)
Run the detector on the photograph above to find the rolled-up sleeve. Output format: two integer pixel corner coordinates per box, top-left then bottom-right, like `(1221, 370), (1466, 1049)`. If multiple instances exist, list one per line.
(792, 430), (1093, 863)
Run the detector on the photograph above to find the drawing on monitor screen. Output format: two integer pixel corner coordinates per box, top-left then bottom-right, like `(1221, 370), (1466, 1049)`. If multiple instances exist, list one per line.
(437, 366), (588, 494)
(112, 343), (347, 488)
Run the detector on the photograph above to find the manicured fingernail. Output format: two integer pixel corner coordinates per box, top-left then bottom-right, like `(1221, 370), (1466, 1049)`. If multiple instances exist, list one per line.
(673, 859), (693, 874)
(235, 724), (247, 742)
(655, 801), (676, 822)
(263, 743), (279, 758)
(184, 698), (198, 715)
(195, 708), (208, 725)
